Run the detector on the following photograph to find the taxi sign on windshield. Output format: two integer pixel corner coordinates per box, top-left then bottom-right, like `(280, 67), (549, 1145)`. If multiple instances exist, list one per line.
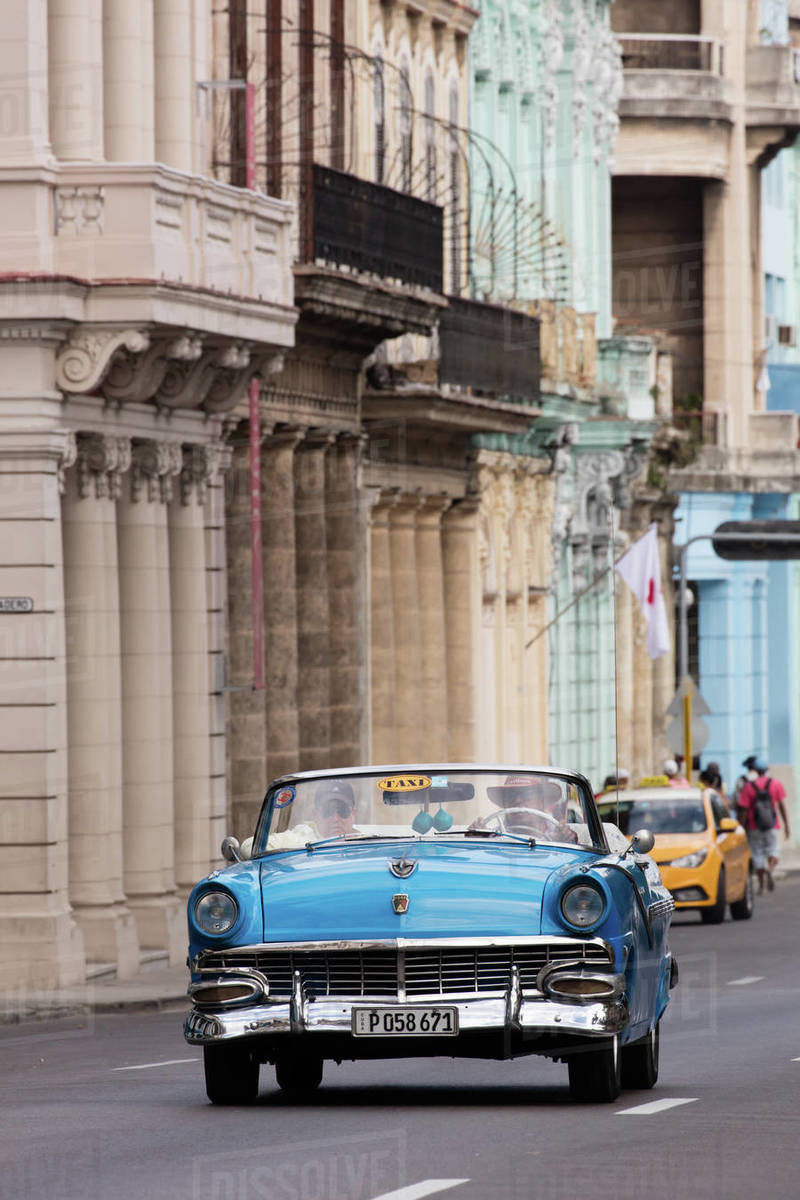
(378, 775), (432, 793)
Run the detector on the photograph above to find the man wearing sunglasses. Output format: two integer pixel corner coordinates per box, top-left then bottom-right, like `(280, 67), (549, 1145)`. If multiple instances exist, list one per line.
(260, 779), (360, 852)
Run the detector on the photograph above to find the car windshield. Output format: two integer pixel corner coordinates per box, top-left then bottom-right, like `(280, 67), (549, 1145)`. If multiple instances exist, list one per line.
(598, 797), (708, 835)
(252, 768), (606, 854)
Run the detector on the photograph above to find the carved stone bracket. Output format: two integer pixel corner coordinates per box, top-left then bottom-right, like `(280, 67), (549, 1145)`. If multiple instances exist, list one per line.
(103, 334), (202, 405)
(179, 444), (221, 506)
(204, 349), (285, 414)
(56, 327), (150, 394)
(130, 439), (183, 503)
(75, 433), (132, 500)
(57, 431), (78, 496)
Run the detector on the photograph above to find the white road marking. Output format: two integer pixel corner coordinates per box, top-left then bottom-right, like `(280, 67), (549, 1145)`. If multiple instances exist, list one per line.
(616, 1097), (698, 1116)
(369, 1181), (469, 1200)
(112, 1058), (199, 1072)
(726, 976), (765, 986)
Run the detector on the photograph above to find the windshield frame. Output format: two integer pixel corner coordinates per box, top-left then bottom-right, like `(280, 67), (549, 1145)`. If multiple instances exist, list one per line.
(251, 764), (608, 856)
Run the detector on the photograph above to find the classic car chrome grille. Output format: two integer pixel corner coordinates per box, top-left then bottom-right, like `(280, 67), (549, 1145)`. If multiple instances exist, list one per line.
(200, 942), (613, 999)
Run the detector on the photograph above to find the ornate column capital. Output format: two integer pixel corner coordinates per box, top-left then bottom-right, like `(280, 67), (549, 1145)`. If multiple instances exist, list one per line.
(57, 431), (78, 495)
(130, 439), (183, 503)
(74, 433), (132, 500)
(179, 444), (221, 506)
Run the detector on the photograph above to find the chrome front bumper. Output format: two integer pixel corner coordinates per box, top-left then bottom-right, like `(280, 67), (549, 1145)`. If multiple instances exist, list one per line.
(184, 990), (629, 1046)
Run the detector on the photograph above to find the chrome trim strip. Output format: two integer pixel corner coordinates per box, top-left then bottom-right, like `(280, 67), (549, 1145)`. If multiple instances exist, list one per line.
(195, 935), (614, 959)
(397, 946), (406, 1004)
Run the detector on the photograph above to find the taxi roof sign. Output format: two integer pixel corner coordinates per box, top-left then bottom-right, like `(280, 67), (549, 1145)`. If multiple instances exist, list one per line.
(637, 775), (671, 788)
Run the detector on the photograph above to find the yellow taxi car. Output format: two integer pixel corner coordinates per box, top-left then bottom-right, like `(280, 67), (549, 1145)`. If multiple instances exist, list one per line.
(596, 778), (753, 923)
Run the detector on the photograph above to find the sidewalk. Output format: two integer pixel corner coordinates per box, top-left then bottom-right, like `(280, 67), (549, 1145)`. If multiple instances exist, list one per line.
(5, 846), (800, 1024)
(0, 963), (189, 1025)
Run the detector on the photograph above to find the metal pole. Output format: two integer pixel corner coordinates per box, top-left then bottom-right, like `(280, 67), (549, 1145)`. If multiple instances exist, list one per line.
(678, 541), (689, 683)
(245, 81), (265, 690)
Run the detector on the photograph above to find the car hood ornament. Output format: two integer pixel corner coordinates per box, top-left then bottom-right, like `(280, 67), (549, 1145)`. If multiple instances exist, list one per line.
(392, 893), (410, 914)
(388, 854), (418, 879)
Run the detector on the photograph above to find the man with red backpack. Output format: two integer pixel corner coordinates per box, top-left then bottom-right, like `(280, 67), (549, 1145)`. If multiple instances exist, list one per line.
(736, 757), (791, 894)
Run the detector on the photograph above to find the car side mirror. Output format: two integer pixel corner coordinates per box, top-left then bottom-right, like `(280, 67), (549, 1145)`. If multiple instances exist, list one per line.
(629, 828), (655, 856)
(718, 817), (738, 833)
(221, 836), (241, 863)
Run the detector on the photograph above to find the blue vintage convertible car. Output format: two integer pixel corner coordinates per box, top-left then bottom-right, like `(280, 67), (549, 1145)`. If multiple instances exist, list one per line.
(184, 765), (677, 1104)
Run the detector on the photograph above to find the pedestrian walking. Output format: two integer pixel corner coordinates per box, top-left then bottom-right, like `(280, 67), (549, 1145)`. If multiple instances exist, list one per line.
(733, 755), (758, 806)
(736, 757), (791, 894)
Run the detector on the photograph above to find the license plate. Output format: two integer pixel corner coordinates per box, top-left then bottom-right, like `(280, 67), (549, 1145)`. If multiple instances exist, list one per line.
(351, 1006), (459, 1037)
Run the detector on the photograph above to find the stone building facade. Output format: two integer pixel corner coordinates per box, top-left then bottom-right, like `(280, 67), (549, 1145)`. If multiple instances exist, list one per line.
(0, 0), (295, 992)
(611, 0), (800, 812)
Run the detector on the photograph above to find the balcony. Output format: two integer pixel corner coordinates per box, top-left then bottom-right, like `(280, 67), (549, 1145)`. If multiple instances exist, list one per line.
(746, 44), (800, 149)
(362, 297), (540, 436)
(438, 297), (540, 402)
(618, 34), (731, 123)
(614, 34), (732, 178)
(310, 164), (443, 294)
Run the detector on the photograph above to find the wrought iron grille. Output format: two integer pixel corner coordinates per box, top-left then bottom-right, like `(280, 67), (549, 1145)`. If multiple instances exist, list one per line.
(439, 296), (540, 400)
(311, 163), (444, 292)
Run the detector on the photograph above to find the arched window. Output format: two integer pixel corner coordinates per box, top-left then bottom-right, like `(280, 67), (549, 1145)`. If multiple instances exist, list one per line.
(398, 59), (412, 193)
(424, 70), (436, 202)
(448, 82), (462, 295)
(372, 55), (385, 184)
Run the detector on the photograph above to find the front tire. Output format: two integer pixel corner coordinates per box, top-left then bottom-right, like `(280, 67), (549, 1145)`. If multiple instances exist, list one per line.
(621, 1022), (660, 1090)
(203, 1042), (259, 1105)
(701, 868), (726, 924)
(568, 1037), (621, 1103)
(275, 1056), (324, 1096)
(730, 869), (755, 920)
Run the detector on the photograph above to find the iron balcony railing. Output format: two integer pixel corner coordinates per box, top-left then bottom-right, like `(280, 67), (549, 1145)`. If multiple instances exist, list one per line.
(438, 296), (540, 401)
(310, 163), (444, 293)
(619, 33), (725, 75)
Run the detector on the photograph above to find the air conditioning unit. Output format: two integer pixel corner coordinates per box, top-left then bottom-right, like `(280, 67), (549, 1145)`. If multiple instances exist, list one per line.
(778, 323), (797, 347)
(765, 314), (779, 343)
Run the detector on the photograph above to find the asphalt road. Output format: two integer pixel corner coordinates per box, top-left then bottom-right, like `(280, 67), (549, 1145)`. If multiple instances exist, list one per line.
(3, 880), (800, 1200)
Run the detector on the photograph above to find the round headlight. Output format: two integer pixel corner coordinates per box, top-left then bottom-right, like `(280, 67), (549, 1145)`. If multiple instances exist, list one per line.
(561, 883), (606, 928)
(194, 891), (238, 935)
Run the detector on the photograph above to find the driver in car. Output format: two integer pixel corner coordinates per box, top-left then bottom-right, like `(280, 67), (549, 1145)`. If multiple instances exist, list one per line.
(470, 774), (578, 843)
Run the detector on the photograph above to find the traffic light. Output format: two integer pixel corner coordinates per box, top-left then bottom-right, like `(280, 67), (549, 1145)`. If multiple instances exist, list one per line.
(711, 520), (800, 561)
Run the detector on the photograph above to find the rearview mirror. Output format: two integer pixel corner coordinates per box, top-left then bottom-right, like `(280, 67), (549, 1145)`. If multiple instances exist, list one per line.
(718, 817), (738, 833)
(630, 828), (655, 855)
(221, 836), (241, 863)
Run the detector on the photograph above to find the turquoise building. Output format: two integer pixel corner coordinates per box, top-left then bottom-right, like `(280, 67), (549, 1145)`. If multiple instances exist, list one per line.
(470, 0), (668, 787)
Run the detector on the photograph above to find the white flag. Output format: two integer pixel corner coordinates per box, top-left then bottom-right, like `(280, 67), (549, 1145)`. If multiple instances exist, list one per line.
(615, 523), (671, 660)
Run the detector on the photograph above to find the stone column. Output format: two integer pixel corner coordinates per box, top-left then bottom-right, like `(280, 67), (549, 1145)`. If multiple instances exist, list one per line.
(294, 433), (334, 770)
(369, 491), (398, 765)
(442, 498), (480, 762)
(416, 495), (451, 762)
(389, 493), (423, 762)
(48, 0), (103, 161)
(261, 428), (302, 782)
(326, 434), (365, 767)
(169, 446), (216, 891)
(62, 435), (138, 977)
(204, 446), (230, 857)
(0, 0), (49, 165)
(0, 417), (85, 994)
(154, 0), (194, 172)
(226, 438), (266, 839)
(103, 0), (155, 161)
(117, 439), (183, 963)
